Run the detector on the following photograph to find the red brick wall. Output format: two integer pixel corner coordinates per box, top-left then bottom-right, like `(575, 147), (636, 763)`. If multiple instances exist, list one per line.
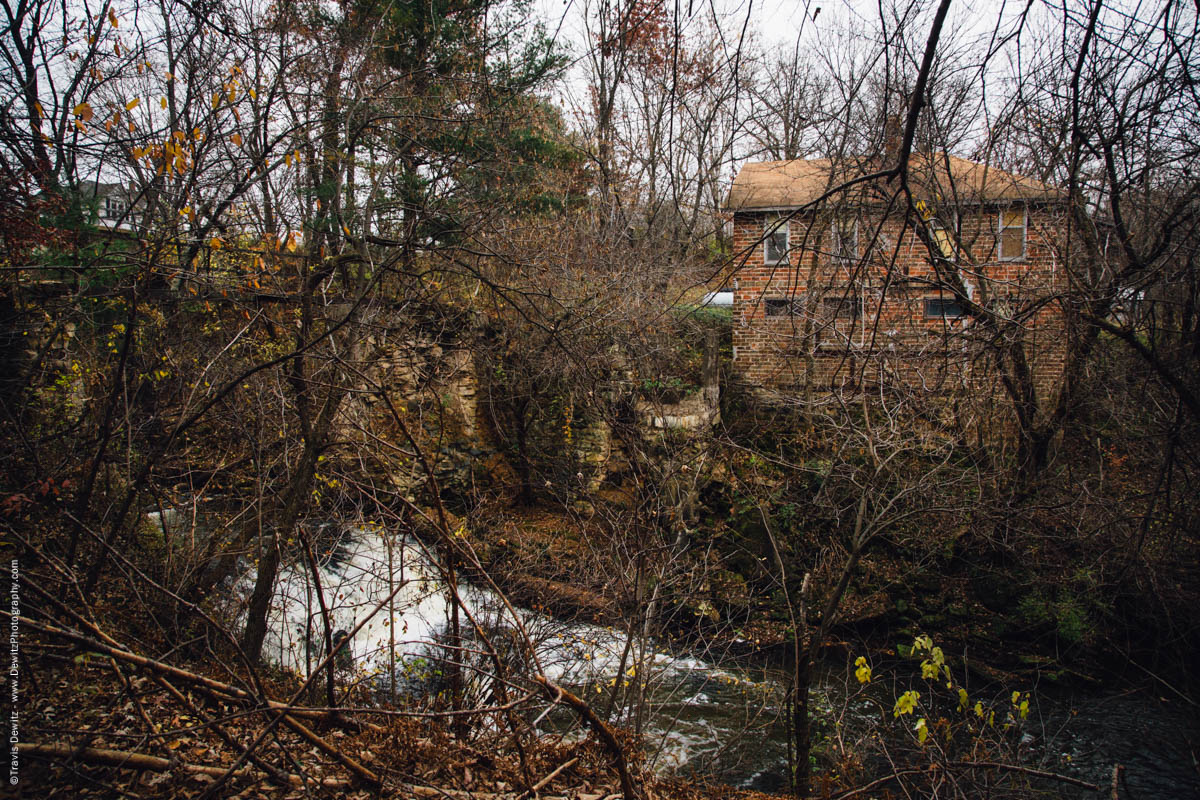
(729, 206), (1069, 401)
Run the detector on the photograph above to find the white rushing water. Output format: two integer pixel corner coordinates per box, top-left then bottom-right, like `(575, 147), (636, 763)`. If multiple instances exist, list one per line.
(238, 524), (790, 781)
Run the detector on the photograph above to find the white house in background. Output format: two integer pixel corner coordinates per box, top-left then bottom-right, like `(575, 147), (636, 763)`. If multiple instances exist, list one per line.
(80, 181), (141, 233)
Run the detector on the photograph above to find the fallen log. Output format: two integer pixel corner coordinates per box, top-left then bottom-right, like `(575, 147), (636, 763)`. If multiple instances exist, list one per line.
(26, 617), (382, 788)
(532, 674), (639, 800)
(25, 617), (383, 731)
(19, 742), (349, 788)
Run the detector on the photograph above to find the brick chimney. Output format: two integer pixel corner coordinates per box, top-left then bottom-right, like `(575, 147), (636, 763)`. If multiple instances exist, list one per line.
(883, 113), (905, 163)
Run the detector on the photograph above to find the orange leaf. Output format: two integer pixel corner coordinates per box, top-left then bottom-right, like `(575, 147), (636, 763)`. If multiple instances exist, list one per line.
(73, 102), (93, 121)
(108, 9), (119, 27)
(230, 133), (242, 147)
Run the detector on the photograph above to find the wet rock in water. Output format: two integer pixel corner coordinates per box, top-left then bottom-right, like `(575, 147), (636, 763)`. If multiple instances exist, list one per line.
(330, 629), (353, 672)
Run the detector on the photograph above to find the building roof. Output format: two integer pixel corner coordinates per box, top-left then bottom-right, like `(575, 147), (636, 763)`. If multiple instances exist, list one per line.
(725, 154), (1065, 211)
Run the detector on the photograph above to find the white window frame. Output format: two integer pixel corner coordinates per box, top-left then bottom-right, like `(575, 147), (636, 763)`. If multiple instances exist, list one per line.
(998, 206), (1027, 261)
(764, 217), (789, 264)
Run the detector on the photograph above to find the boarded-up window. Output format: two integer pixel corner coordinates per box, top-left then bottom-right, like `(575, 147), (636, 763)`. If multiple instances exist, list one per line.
(930, 219), (955, 260)
(999, 208), (1026, 260)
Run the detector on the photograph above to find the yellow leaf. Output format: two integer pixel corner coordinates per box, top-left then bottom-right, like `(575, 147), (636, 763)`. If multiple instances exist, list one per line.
(212, 93), (221, 110)
(73, 102), (93, 121)
(893, 690), (920, 717)
(160, 97), (167, 109)
(854, 656), (872, 684)
(125, 98), (140, 111)
(34, 102), (44, 118)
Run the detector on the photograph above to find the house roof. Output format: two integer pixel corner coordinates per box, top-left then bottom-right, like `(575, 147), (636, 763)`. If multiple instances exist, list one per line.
(725, 154), (1065, 211)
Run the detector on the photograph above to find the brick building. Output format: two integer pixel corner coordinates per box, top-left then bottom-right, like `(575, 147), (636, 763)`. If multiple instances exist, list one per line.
(724, 154), (1070, 398)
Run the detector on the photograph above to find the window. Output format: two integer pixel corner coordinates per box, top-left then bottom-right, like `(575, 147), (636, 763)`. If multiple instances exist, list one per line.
(832, 217), (859, 262)
(764, 298), (802, 317)
(999, 207), (1026, 261)
(764, 218), (789, 264)
(929, 218), (956, 260)
(924, 297), (966, 318)
(822, 294), (859, 320)
(817, 291), (860, 348)
(104, 196), (127, 218)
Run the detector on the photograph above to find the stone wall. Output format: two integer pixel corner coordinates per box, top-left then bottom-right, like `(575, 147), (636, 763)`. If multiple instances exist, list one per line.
(348, 319), (721, 501)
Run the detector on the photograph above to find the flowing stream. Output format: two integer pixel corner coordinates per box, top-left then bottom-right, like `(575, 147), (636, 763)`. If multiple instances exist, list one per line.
(245, 524), (791, 783)
(237, 523), (1200, 795)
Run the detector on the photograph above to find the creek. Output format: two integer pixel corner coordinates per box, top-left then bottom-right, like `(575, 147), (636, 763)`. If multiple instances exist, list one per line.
(240, 524), (1200, 796)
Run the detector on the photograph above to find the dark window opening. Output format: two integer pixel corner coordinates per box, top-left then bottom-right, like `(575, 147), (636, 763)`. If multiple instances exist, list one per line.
(765, 298), (802, 316)
(924, 297), (966, 318)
